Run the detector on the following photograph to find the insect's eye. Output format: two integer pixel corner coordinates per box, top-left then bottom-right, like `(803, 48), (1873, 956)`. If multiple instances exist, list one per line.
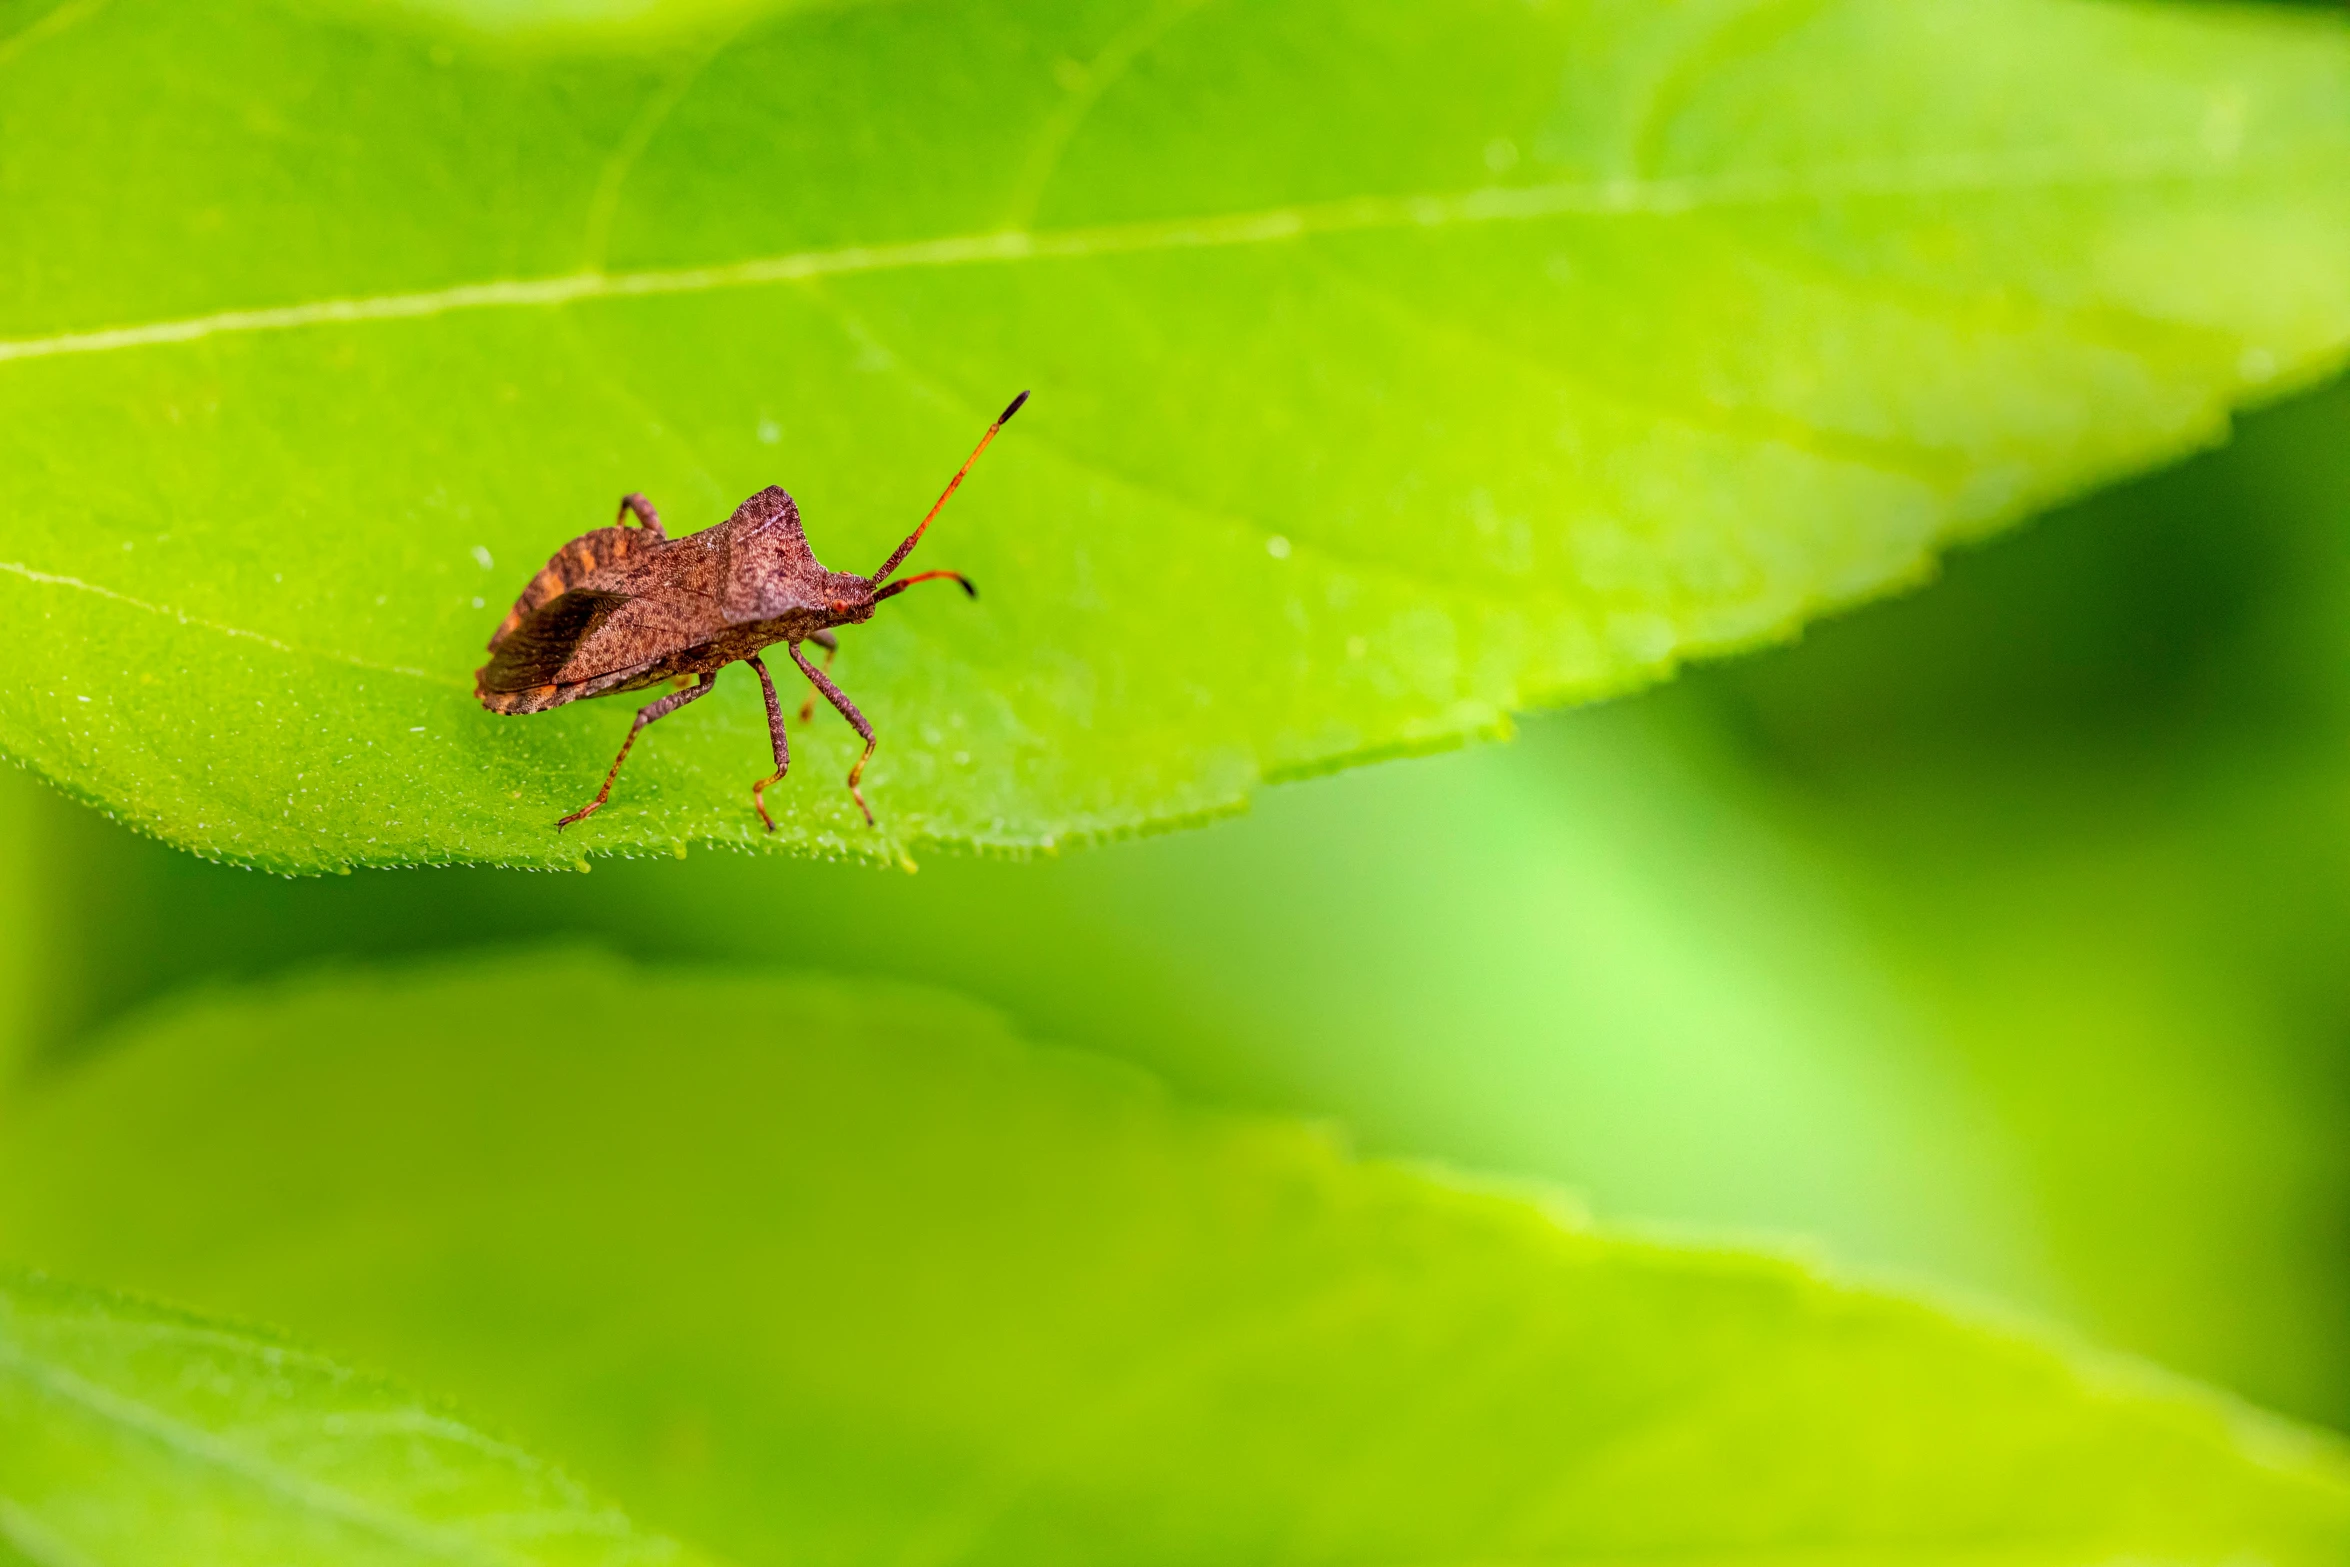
(828, 598), (848, 615)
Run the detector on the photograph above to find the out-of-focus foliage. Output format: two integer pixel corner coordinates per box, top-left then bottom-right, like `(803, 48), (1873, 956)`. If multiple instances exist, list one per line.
(0, 769), (33, 1081)
(4, 0), (2349, 869)
(7, 373), (2346, 1434)
(1694, 373), (2350, 1430)
(0, 1269), (698, 1567)
(3, 957), (2347, 1567)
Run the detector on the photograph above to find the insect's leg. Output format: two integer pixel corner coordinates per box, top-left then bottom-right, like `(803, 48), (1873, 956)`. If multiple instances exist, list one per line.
(555, 670), (714, 830)
(789, 639), (878, 827)
(745, 653), (792, 833)
(796, 629), (838, 725)
(616, 492), (666, 540)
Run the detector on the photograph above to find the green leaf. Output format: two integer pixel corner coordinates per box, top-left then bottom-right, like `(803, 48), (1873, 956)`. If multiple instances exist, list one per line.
(2, 956), (2347, 1566)
(0, 1267), (701, 1567)
(2, 0), (2348, 870)
(0, 767), (39, 1081)
(1679, 370), (2350, 1425)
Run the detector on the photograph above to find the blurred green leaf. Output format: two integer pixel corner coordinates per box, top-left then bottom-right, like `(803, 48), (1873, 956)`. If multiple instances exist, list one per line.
(1679, 371), (2350, 1429)
(3, 0), (2348, 870)
(0, 1268), (698, 1567)
(3, 957), (2348, 1567)
(0, 768), (36, 1081)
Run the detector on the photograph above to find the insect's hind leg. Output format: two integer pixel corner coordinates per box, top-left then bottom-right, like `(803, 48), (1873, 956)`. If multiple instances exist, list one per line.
(555, 671), (714, 830)
(794, 630), (838, 724)
(746, 653), (792, 833)
(789, 639), (878, 826)
(616, 492), (666, 539)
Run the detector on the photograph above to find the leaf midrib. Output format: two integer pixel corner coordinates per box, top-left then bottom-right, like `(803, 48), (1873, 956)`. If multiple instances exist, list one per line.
(0, 139), (2303, 367)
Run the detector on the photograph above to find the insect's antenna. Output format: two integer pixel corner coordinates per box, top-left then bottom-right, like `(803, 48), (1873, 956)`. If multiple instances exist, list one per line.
(870, 389), (1028, 587)
(873, 569), (977, 603)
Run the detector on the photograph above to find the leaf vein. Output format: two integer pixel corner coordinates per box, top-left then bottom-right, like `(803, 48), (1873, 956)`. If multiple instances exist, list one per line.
(0, 142), (2297, 368)
(0, 1343), (526, 1566)
(0, 1499), (101, 1567)
(1298, 245), (1967, 488)
(0, 561), (464, 689)
(579, 31), (745, 272)
(0, 0), (107, 70)
(1000, 0), (1223, 230)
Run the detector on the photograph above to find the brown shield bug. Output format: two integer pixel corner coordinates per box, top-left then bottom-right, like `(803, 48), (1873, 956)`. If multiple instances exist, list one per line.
(475, 390), (1026, 832)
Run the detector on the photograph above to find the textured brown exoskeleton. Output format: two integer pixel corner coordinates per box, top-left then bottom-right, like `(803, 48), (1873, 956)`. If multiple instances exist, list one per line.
(475, 391), (1026, 832)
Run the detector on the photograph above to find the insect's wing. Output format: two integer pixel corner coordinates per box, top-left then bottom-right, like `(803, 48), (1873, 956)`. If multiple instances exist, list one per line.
(475, 588), (631, 702)
(486, 525), (660, 652)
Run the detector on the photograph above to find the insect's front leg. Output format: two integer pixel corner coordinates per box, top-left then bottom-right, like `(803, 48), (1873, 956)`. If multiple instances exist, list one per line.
(789, 639), (878, 826)
(555, 671), (713, 830)
(745, 653), (791, 833)
(795, 629), (837, 725)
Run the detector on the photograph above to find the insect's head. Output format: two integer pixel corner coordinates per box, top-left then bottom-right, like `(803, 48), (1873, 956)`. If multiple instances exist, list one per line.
(864, 390), (1026, 602)
(823, 571), (879, 625)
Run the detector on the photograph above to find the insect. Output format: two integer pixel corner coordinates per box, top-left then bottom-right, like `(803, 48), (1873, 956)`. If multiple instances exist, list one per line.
(475, 390), (1026, 832)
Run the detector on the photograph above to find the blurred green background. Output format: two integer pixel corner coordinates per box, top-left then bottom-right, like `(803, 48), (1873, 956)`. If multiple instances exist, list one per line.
(5, 372), (2346, 1434)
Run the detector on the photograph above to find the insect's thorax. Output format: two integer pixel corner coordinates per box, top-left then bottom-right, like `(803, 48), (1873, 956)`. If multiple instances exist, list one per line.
(702, 517), (868, 638)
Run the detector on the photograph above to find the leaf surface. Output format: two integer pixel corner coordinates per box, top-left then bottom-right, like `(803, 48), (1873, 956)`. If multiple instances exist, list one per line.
(1, 955), (2346, 1566)
(3, 0), (2349, 868)
(0, 1268), (701, 1567)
